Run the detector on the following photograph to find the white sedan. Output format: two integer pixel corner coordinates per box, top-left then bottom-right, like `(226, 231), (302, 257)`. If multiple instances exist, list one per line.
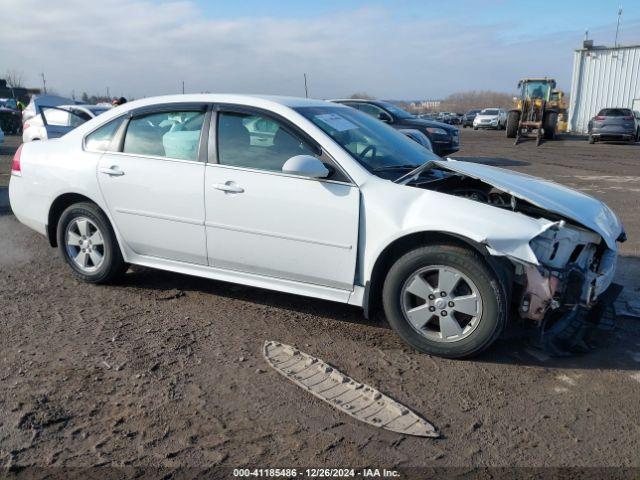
(22, 104), (111, 142)
(9, 94), (625, 358)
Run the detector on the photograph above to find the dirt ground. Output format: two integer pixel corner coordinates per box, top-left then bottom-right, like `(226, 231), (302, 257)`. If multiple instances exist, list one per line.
(0, 131), (639, 476)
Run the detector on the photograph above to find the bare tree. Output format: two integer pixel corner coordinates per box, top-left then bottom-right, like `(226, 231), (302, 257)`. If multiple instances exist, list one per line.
(439, 90), (515, 113)
(4, 70), (26, 88)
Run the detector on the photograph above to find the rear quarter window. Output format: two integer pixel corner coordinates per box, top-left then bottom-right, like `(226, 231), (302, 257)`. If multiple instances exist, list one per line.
(84, 117), (125, 152)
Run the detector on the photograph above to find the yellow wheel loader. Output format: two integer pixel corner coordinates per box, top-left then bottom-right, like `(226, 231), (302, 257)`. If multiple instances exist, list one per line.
(506, 78), (559, 146)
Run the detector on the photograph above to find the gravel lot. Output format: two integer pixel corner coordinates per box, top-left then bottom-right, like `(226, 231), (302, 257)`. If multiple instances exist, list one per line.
(0, 131), (639, 474)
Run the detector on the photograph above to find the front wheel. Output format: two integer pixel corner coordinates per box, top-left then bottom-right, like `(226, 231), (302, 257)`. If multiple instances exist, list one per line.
(506, 111), (520, 138)
(57, 202), (127, 283)
(382, 244), (507, 358)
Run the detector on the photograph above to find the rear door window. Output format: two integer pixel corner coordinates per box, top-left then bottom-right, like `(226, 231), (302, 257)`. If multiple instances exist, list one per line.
(123, 110), (205, 161)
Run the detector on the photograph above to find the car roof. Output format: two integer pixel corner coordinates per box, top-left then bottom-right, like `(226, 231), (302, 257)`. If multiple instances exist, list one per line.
(116, 94), (335, 110)
(330, 98), (386, 104)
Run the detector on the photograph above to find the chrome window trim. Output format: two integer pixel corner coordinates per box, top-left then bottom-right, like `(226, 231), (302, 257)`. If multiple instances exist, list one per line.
(205, 162), (355, 187)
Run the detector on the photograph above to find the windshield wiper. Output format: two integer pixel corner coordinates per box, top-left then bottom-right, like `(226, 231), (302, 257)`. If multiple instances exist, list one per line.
(373, 164), (421, 172)
(393, 160), (437, 184)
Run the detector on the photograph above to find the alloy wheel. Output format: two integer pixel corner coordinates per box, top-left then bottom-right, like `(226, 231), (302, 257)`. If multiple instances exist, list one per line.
(65, 217), (105, 273)
(400, 265), (483, 343)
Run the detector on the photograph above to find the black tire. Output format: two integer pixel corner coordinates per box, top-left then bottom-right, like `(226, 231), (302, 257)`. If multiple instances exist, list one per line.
(382, 244), (507, 359)
(588, 135), (596, 144)
(57, 202), (127, 283)
(543, 112), (557, 139)
(506, 111), (520, 138)
(473, 127), (478, 130)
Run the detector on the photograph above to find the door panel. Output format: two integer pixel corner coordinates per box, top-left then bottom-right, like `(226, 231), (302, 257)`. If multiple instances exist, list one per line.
(98, 153), (207, 264)
(205, 165), (359, 289)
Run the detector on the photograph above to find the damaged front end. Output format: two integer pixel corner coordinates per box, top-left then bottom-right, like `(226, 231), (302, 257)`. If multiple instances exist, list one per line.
(400, 159), (626, 355)
(518, 223), (623, 355)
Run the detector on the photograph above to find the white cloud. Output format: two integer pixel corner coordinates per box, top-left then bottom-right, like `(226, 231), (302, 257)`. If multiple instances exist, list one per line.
(1, 0), (638, 99)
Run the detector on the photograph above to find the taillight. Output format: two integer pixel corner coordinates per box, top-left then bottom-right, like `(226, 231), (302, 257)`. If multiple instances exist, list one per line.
(623, 116), (633, 120)
(11, 144), (23, 176)
(594, 116), (605, 120)
(23, 122), (30, 130)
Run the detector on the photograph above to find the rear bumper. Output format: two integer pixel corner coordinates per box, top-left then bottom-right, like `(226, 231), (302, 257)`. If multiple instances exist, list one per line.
(591, 132), (635, 141)
(9, 175), (48, 236)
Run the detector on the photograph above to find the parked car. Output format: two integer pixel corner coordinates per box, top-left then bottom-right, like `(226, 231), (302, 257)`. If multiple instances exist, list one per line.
(9, 94), (625, 358)
(332, 99), (459, 156)
(473, 108), (507, 130)
(0, 98), (22, 134)
(588, 108), (640, 144)
(23, 104), (111, 142)
(399, 128), (433, 151)
(462, 109), (481, 128)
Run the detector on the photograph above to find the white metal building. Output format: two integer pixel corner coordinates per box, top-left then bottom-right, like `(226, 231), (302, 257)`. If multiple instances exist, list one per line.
(568, 44), (640, 133)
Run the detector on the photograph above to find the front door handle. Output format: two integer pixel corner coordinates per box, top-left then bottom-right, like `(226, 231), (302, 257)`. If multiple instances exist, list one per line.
(99, 166), (125, 176)
(213, 182), (244, 194)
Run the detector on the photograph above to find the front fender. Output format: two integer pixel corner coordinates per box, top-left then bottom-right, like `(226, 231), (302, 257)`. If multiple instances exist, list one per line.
(359, 179), (553, 284)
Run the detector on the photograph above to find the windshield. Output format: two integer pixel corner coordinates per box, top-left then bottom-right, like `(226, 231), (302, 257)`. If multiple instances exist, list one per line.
(523, 81), (551, 100)
(379, 102), (414, 119)
(598, 108), (632, 117)
(295, 106), (440, 177)
(0, 99), (17, 109)
(481, 109), (499, 115)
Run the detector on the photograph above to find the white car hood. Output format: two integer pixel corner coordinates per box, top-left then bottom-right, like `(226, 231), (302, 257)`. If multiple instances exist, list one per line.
(475, 114), (498, 121)
(435, 160), (624, 249)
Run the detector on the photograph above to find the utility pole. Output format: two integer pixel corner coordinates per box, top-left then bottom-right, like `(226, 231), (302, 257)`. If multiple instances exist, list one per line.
(182, 80), (185, 94)
(107, 87), (110, 100)
(40, 72), (47, 94)
(615, 6), (622, 47)
(303, 73), (308, 98)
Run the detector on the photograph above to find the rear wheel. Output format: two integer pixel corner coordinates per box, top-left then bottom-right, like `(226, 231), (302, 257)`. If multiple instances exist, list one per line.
(57, 202), (127, 283)
(588, 135), (596, 144)
(382, 244), (507, 358)
(506, 111), (520, 138)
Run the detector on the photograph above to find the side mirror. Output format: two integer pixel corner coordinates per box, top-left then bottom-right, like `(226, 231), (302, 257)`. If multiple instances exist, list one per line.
(378, 112), (391, 123)
(282, 155), (329, 178)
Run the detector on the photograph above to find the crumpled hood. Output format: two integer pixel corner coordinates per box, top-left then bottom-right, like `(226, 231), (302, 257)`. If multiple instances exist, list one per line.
(434, 160), (624, 249)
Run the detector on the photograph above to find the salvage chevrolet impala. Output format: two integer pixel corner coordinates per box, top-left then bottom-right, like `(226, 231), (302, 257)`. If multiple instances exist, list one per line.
(9, 95), (625, 358)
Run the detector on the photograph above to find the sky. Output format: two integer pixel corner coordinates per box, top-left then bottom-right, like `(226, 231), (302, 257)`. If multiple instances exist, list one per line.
(1, 0), (639, 101)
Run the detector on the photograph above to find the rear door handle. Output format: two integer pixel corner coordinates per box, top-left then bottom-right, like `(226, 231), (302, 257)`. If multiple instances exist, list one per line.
(213, 182), (244, 193)
(99, 166), (125, 176)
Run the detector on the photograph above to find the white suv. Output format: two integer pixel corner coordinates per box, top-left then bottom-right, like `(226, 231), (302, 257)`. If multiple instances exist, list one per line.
(9, 95), (624, 358)
(473, 108), (507, 130)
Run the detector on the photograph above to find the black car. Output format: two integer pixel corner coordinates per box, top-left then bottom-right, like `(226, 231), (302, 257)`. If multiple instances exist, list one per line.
(462, 109), (481, 128)
(588, 108), (640, 143)
(0, 99), (22, 134)
(331, 99), (459, 156)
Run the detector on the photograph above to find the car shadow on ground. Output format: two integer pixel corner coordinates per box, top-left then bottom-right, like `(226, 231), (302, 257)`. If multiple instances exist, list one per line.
(117, 265), (640, 371)
(450, 156), (530, 167)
